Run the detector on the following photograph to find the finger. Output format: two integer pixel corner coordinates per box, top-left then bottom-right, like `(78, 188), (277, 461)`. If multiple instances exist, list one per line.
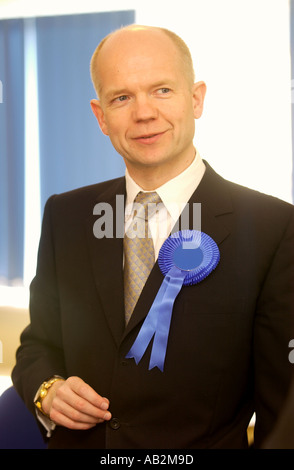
(52, 395), (110, 425)
(49, 407), (99, 430)
(66, 376), (110, 410)
(55, 388), (112, 422)
(55, 379), (111, 421)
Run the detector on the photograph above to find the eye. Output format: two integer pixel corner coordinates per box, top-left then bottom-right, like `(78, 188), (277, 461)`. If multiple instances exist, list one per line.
(154, 87), (172, 98)
(157, 88), (171, 95)
(115, 95), (129, 102)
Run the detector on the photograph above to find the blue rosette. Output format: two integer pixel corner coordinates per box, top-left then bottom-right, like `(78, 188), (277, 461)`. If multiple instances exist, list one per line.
(126, 230), (220, 372)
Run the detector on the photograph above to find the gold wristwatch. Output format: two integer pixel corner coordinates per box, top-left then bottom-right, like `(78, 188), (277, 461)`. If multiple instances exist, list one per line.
(34, 376), (63, 417)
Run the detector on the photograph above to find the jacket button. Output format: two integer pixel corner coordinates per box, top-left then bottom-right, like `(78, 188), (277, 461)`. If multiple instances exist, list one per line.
(109, 418), (120, 430)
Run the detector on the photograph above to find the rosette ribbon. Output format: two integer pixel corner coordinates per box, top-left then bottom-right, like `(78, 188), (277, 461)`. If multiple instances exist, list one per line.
(125, 230), (220, 372)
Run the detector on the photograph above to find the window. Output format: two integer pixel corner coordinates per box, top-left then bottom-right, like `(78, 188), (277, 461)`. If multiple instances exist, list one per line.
(0, 10), (135, 289)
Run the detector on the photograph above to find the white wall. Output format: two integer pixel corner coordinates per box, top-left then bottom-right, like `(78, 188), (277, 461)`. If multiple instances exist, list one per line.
(0, 0), (292, 203)
(138, 0), (293, 203)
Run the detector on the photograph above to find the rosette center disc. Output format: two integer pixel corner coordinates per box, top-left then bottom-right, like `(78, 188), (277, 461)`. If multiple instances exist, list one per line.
(173, 243), (203, 271)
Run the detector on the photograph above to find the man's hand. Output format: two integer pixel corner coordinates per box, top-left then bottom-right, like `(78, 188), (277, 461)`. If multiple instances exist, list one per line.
(42, 376), (112, 430)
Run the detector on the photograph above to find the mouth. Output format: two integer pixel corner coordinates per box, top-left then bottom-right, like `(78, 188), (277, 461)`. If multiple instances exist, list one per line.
(133, 131), (166, 145)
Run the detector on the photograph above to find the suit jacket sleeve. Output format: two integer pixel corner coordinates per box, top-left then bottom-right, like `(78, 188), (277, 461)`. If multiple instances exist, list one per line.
(253, 206), (294, 447)
(12, 195), (67, 415)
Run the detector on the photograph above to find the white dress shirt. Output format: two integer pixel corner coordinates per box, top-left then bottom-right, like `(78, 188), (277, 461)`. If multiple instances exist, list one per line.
(125, 149), (206, 259)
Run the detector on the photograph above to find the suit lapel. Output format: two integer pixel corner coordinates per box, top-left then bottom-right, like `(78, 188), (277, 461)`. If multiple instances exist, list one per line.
(191, 160), (232, 246)
(123, 161), (233, 337)
(86, 177), (126, 346)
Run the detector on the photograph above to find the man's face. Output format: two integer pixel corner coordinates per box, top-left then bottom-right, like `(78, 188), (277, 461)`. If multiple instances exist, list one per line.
(91, 29), (205, 184)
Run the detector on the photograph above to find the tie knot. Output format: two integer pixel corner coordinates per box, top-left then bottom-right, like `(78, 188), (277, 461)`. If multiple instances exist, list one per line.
(134, 191), (161, 205)
(134, 191), (162, 220)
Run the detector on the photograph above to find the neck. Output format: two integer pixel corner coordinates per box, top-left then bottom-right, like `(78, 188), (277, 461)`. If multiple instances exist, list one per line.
(125, 149), (196, 191)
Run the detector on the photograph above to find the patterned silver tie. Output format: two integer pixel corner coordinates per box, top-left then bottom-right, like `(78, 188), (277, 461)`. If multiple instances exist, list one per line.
(124, 191), (161, 324)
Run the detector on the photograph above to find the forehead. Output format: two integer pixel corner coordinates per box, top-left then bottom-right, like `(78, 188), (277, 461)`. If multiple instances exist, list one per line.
(97, 30), (184, 93)
(100, 28), (179, 61)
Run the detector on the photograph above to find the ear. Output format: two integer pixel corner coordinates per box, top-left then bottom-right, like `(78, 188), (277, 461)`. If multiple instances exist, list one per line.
(192, 81), (206, 119)
(90, 99), (109, 135)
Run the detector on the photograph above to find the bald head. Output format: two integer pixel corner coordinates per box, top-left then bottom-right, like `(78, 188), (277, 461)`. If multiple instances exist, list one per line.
(90, 25), (195, 98)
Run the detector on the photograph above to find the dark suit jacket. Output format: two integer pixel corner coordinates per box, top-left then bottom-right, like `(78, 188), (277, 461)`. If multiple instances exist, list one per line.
(262, 377), (294, 448)
(12, 162), (294, 449)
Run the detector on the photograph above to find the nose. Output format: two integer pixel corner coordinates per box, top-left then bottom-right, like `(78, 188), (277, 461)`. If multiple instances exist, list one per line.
(132, 94), (158, 122)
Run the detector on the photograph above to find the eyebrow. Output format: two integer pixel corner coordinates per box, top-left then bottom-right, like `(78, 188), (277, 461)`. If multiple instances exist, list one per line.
(152, 80), (176, 87)
(104, 89), (129, 101)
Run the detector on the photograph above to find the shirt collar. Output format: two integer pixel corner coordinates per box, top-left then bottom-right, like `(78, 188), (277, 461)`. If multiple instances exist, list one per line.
(125, 149), (206, 223)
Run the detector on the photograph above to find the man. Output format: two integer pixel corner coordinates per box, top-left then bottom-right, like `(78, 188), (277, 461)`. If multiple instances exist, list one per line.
(12, 25), (294, 449)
